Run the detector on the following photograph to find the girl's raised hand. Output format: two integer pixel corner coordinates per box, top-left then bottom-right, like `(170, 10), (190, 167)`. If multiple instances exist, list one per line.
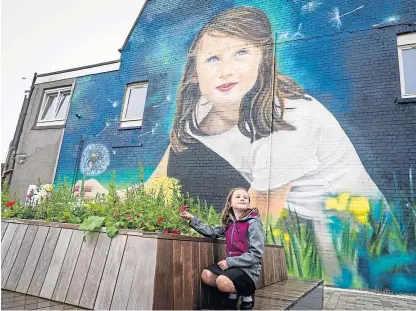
(180, 211), (194, 221)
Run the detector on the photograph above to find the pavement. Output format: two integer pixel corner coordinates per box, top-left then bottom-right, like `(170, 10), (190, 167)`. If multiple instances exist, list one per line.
(324, 287), (416, 310)
(2, 287), (416, 310)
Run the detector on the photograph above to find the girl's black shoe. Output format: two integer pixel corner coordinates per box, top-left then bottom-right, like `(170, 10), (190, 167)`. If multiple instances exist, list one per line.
(240, 295), (255, 310)
(225, 297), (238, 310)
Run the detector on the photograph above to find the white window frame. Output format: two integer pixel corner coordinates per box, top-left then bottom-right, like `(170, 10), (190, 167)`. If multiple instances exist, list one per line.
(397, 32), (416, 98)
(120, 82), (148, 128)
(37, 86), (72, 126)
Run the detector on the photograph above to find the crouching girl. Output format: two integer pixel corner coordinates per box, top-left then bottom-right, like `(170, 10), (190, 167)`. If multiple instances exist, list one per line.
(181, 188), (265, 310)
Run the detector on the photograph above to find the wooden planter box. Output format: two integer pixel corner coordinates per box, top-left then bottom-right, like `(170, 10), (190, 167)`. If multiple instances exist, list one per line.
(1, 219), (287, 310)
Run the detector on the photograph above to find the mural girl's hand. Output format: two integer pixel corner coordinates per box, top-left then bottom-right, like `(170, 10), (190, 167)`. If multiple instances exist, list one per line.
(73, 179), (109, 197)
(180, 211), (194, 221)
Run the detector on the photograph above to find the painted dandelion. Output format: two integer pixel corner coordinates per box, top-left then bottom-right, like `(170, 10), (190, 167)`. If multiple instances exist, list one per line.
(80, 143), (110, 176)
(301, 1), (323, 13)
(329, 5), (365, 29)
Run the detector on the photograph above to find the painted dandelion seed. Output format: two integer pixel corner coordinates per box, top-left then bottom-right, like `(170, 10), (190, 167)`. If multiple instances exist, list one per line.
(107, 98), (119, 108)
(373, 15), (400, 27)
(293, 23), (304, 39)
(301, 1), (323, 13)
(329, 5), (365, 29)
(80, 144), (110, 176)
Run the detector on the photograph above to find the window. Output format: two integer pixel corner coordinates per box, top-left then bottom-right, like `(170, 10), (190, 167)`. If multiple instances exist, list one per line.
(37, 87), (72, 126)
(120, 82), (148, 128)
(397, 32), (416, 98)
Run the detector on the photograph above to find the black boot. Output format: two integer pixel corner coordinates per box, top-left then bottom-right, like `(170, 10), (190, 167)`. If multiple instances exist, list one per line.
(240, 295), (255, 310)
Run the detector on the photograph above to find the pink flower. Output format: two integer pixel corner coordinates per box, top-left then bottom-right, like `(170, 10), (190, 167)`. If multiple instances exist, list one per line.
(172, 229), (181, 235)
(157, 217), (163, 223)
(163, 229), (169, 234)
(126, 215), (131, 220)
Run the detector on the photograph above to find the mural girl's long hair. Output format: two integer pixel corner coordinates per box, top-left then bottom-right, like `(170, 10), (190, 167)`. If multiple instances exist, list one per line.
(170, 6), (310, 153)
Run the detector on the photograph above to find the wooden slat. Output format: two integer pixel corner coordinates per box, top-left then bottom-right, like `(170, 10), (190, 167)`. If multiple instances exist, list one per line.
(16, 226), (49, 294)
(2, 224), (28, 287)
(1, 222), (9, 239)
(1, 223), (18, 264)
(182, 241), (194, 310)
(199, 242), (214, 308)
(172, 239), (184, 310)
(93, 234), (127, 310)
(126, 237), (157, 310)
(39, 228), (73, 299)
(65, 232), (99, 306)
(5, 225), (39, 290)
(111, 236), (143, 310)
(27, 227), (61, 296)
(52, 229), (84, 302)
(152, 239), (173, 310)
(78, 233), (111, 309)
(192, 242), (200, 310)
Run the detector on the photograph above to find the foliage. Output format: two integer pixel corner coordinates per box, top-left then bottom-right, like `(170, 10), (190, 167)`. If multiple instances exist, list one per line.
(1, 164), (220, 240)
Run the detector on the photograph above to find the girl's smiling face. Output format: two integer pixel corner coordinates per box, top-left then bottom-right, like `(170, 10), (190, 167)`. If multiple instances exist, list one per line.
(231, 189), (250, 212)
(195, 32), (262, 108)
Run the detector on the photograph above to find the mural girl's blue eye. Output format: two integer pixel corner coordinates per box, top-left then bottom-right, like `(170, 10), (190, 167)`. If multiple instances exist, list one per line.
(235, 49), (247, 56)
(207, 56), (220, 63)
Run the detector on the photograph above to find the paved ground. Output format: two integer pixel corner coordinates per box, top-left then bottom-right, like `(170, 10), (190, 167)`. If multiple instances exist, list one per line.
(324, 287), (416, 310)
(1, 290), (86, 310)
(2, 288), (416, 310)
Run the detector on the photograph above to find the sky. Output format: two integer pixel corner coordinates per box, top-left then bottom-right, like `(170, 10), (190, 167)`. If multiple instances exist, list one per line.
(1, 0), (146, 161)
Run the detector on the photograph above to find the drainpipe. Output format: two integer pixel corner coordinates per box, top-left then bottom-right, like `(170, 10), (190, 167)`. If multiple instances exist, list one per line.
(2, 73), (37, 185)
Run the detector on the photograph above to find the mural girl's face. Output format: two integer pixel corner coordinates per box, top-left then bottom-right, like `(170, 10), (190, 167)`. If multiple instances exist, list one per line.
(195, 32), (262, 108)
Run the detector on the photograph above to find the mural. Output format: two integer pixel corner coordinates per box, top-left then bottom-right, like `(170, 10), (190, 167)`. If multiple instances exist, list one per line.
(54, 0), (416, 293)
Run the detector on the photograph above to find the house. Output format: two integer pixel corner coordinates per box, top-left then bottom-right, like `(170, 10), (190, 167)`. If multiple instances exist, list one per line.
(3, 0), (416, 293)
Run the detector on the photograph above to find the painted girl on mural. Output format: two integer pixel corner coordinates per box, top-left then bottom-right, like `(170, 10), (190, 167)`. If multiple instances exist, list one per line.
(78, 6), (387, 280)
(149, 6), (387, 279)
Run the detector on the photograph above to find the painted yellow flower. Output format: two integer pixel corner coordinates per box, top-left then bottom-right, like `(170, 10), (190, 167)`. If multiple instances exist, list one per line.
(273, 228), (281, 237)
(280, 209), (289, 218)
(349, 197), (370, 224)
(145, 177), (181, 203)
(325, 193), (350, 211)
(43, 184), (54, 192)
(283, 233), (291, 243)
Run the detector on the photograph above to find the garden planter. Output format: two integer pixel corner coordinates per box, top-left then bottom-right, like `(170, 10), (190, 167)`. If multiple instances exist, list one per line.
(1, 218), (287, 310)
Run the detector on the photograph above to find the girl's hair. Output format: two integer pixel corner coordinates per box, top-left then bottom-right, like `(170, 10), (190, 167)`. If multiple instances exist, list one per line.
(221, 187), (250, 225)
(171, 6), (310, 152)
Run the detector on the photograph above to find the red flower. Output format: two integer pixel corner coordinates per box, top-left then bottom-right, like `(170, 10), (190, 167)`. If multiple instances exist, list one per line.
(5, 201), (16, 208)
(126, 215), (131, 220)
(172, 229), (181, 235)
(179, 205), (188, 213)
(163, 229), (169, 234)
(137, 213), (143, 218)
(157, 217), (163, 223)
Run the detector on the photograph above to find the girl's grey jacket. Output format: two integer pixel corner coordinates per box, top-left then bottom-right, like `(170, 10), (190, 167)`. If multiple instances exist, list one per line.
(190, 209), (265, 284)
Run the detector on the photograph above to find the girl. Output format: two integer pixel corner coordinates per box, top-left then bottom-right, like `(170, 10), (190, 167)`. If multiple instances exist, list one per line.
(181, 188), (265, 310)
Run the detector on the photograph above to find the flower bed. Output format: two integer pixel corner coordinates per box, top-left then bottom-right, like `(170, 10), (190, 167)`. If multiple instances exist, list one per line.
(1, 173), (220, 238)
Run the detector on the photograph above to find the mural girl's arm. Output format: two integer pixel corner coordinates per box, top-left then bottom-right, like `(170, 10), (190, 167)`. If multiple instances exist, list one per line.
(248, 184), (292, 222)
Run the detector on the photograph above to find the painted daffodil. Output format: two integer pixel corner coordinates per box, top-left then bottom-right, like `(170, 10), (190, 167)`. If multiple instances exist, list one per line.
(325, 193), (350, 211)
